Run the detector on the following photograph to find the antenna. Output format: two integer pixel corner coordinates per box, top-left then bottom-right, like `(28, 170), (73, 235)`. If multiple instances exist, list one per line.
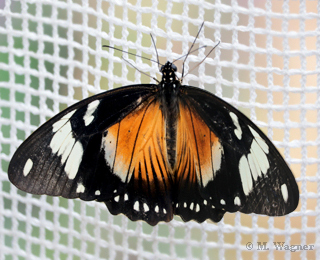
(172, 45), (207, 64)
(150, 34), (161, 70)
(103, 22), (220, 83)
(102, 45), (160, 65)
(181, 22), (205, 79)
(103, 45), (162, 83)
(181, 41), (220, 80)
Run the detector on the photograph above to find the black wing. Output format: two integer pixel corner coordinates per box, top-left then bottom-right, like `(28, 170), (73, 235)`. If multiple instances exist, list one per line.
(8, 85), (174, 226)
(173, 85), (299, 223)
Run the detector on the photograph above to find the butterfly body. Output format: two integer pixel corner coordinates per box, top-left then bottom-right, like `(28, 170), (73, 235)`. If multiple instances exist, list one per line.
(8, 61), (299, 226)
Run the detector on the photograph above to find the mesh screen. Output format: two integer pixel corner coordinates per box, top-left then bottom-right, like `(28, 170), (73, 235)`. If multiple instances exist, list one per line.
(0, 0), (318, 259)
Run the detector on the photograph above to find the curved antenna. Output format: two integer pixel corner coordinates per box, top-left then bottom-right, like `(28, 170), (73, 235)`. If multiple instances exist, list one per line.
(121, 56), (159, 83)
(150, 34), (161, 70)
(181, 22), (205, 79)
(172, 45), (207, 64)
(103, 44), (163, 83)
(182, 41), (220, 80)
(102, 45), (160, 65)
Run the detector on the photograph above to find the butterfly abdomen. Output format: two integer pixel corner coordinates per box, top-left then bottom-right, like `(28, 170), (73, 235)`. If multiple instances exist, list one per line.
(159, 81), (182, 170)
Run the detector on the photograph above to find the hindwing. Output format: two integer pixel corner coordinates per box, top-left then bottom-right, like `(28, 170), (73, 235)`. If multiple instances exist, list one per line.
(103, 95), (173, 225)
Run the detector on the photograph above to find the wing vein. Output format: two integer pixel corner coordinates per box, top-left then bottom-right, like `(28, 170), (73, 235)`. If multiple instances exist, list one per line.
(125, 97), (156, 183)
(186, 102), (203, 186)
(112, 122), (121, 172)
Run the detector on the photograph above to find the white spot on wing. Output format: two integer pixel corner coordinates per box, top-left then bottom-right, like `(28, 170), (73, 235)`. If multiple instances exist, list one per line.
(52, 110), (76, 132)
(163, 208), (167, 214)
(238, 130), (271, 195)
(281, 184), (288, 202)
(229, 112), (242, 140)
(23, 159), (33, 176)
(234, 196), (241, 206)
(249, 126), (269, 154)
(143, 203), (149, 212)
(220, 199), (226, 205)
(239, 155), (253, 195)
(50, 115), (84, 180)
(114, 195), (120, 202)
(202, 141), (224, 187)
(136, 96), (142, 105)
(102, 131), (119, 178)
(64, 141), (83, 179)
(59, 132), (76, 164)
(250, 140), (269, 175)
(247, 154), (259, 181)
(155, 205), (159, 213)
(83, 100), (100, 126)
(95, 190), (101, 196)
(195, 204), (200, 212)
(134, 201), (139, 211)
(50, 120), (73, 154)
(212, 141), (223, 174)
(124, 194), (129, 201)
(76, 183), (85, 193)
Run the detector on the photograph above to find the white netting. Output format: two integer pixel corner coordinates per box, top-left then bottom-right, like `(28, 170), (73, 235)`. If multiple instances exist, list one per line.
(0, 0), (318, 259)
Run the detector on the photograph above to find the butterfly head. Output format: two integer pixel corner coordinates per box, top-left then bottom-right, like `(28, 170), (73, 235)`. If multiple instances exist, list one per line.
(160, 62), (179, 85)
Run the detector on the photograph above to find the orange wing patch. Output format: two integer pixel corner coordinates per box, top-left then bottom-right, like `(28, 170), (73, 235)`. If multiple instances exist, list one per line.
(102, 98), (171, 193)
(175, 102), (223, 187)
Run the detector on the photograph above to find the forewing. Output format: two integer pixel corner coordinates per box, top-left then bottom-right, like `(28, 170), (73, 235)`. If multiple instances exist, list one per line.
(8, 85), (173, 226)
(174, 86), (299, 222)
(8, 85), (154, 197)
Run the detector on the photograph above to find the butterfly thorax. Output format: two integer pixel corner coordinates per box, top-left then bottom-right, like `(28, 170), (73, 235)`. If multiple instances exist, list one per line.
(160, 61), (179, 85)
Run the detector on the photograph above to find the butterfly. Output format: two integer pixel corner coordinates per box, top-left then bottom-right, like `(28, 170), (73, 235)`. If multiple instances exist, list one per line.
(8, 26), (299, 226)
